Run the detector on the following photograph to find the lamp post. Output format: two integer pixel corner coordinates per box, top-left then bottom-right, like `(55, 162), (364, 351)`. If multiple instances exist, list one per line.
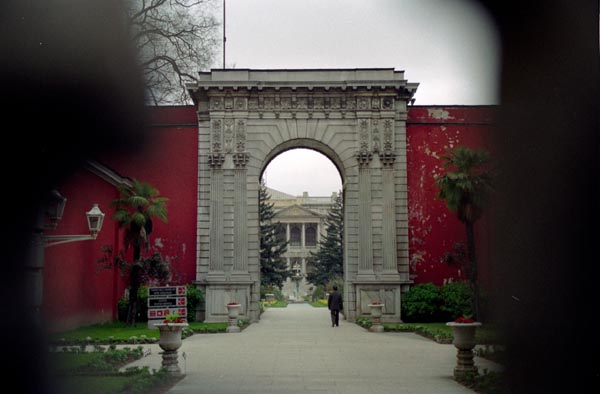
(28, 190), (105, 321)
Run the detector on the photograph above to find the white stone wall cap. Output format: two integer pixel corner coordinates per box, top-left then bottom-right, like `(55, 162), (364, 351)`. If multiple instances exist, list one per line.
(446, 322), (482, 327)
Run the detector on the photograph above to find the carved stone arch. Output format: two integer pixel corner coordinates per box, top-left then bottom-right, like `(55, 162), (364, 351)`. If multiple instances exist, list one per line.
(189, 69), (418, 323)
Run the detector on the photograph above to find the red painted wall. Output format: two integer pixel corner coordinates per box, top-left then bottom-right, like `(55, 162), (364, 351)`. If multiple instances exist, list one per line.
(43, 104), (497, 331)
(102, 105), (198, 285)
(43, 168), (123, 332)
(406, 106), (496, 287)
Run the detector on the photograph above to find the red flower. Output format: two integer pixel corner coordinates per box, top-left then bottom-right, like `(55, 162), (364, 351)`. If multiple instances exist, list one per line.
(371, 301), (381, 305)
(227, 302), (240, 306)
(454, 316), (475, 323)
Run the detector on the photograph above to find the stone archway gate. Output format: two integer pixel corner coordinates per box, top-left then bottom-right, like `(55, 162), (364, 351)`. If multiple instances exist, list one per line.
(188, 69), (417, 323)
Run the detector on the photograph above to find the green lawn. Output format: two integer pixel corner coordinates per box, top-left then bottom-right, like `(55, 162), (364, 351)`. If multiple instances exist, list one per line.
(51, 321), (230, 343)
(55, 375), (133, 394)
(50, 347), (182, 393)
(354, 321), (503, 345)
(308, 301), (327, 308)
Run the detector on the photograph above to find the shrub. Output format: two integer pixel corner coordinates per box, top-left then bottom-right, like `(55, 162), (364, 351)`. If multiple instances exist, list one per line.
(186, 285), (203, 322)
(401, 283), (442, 322)
(312, 285), (325, 301)
(440, 281), (473, 320)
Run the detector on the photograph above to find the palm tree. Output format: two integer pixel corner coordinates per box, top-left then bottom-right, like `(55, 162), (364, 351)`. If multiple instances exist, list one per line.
(435, 146), (493, 320)
(112, 180), (169, 324)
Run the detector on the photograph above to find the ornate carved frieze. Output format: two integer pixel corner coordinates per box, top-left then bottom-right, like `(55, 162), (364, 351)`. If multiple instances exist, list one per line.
(235, 120), (246, 152)
(383, 119), (394, 151)
(207, 91), (397, 115)
(211, 119), (222, 152)
(358, 119), (369, 152)
(372, 119), (381, 153)
(224, 119), (234, 153)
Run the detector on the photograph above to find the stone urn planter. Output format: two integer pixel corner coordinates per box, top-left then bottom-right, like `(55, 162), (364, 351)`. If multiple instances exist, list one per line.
(226, 302), (241, 333)
(156, 322), (188, 375)
(446, 318), (482, 379)
(368, 303), (384, 333)
(265, 293), (275, 302)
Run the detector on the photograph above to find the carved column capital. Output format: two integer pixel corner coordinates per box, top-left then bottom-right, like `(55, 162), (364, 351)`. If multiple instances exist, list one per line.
(356, 151), (373, 167)
(381, 151), (395, 167)
(233, 152), (249, 168)
(208, 152), (225, 168)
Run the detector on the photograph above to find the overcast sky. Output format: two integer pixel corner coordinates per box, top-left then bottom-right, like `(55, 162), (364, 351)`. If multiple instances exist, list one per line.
(215, 0), (500, 196)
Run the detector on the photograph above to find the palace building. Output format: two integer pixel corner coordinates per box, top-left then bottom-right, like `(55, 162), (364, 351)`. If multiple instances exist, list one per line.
(268, 188), (337, 300)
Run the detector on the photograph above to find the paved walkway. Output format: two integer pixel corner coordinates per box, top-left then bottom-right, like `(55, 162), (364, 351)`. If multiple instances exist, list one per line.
(126, 304), (500, 393)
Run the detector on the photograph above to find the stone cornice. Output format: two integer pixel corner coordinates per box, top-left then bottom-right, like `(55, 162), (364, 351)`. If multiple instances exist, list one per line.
(188, 68), (418, 104)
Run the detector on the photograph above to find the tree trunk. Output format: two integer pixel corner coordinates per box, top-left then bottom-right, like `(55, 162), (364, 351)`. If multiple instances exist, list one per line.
(126, 246), (142, 326)
(465, 221), (480, 320)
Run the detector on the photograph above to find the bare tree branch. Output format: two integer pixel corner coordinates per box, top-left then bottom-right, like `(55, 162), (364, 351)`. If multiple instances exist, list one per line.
(125, 0), (219, 104)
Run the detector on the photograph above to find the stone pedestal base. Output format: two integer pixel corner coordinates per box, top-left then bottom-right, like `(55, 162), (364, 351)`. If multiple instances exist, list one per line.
(369, 322), (384, 333)
(453, 349), (478, 379)
(161, 350), (183, 375)
(226, 319), (241, 333)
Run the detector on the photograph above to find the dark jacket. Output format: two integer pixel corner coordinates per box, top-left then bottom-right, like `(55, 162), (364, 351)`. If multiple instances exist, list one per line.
(328, 291), (343, 311)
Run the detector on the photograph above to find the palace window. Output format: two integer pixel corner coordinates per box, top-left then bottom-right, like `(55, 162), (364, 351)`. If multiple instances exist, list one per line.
(275, 223), (286, 243)
(290, 225), (301, 247)
(305, 225), (317, 247)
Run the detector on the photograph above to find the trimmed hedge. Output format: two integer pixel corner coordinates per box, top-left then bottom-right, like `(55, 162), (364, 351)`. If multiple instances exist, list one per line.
(401, 281), (474, 322)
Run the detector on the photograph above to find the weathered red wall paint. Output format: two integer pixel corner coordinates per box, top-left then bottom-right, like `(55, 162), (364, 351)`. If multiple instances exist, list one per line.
(406, 106), (497, 288)
(43, 168), (123, 332)
(102, 105), (198, 286)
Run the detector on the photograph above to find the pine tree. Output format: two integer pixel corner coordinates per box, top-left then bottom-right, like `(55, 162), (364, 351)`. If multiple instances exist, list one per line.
(307, 191), (344, 287)
(259, 180), (290, 289)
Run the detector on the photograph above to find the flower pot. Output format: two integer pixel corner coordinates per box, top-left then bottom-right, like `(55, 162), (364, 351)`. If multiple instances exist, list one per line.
(446, 321), (482, 379)
(226, 303), (241, 333)
(368, 303), (384, 333)
(156, 322), (188, 375)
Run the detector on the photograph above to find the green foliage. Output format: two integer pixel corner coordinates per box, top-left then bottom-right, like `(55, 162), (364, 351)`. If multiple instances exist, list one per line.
(435, 146), (493, 224)
(306, 191), (344, 286)
(263, 300), (288, 308)
(112, 180), (169, 227)
(457, 370), (509, 394)
(52, 346), (145, 375)
(186, 284), (203, 322)
(312, 285), (325, 300)
(188, 322), (228, 333)
(383, 323), (454, 343)
(401, 283), (443, 322)
(440, 281), (473, 320)
(356, 317), (372, 329)
(259, 180), (290, 289)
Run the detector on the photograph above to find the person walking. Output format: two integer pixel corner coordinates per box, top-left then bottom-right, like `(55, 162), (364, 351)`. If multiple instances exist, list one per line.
(328, 286), (343, 327)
